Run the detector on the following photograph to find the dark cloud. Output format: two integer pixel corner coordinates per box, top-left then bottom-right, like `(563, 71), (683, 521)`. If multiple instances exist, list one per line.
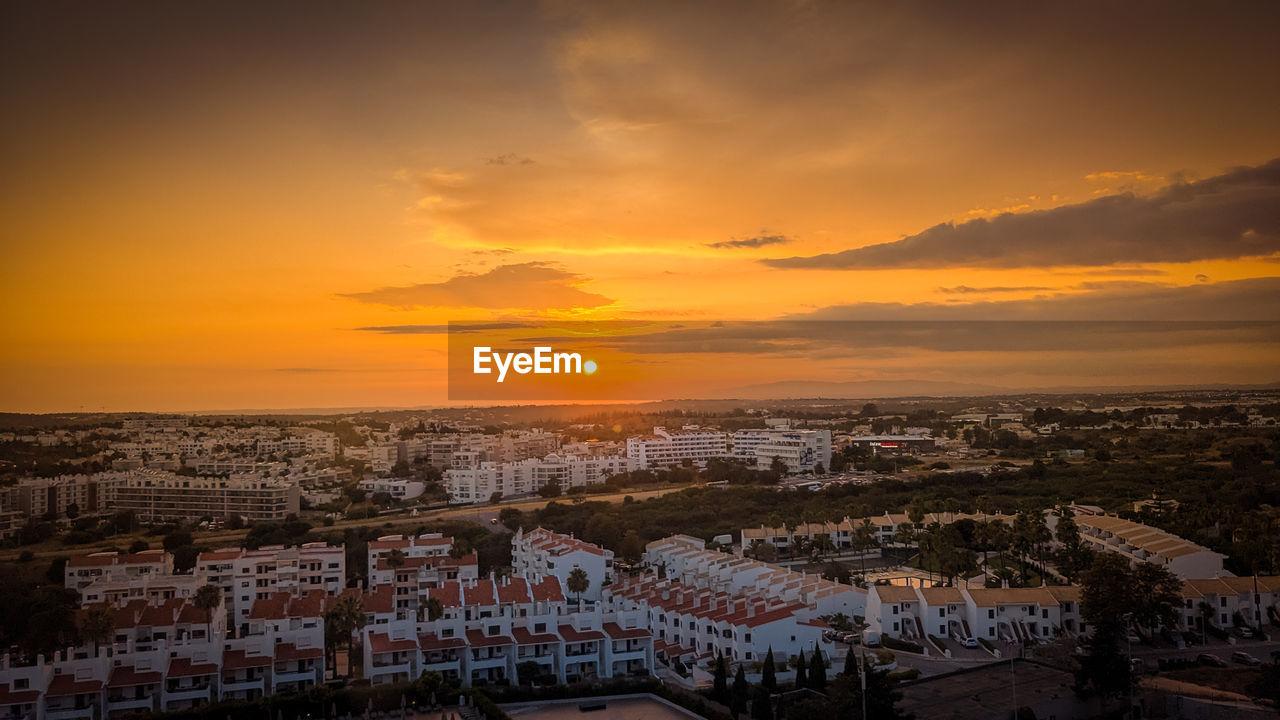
(355, 323), (533, 334)
(793, 276), (1280, 322)
(764, 158), (1280, 269)
(707, 234), (790, 250)
(938, 285), (1051, 294)
(486, 154), (535, 166)
(341, 262), (613, 310)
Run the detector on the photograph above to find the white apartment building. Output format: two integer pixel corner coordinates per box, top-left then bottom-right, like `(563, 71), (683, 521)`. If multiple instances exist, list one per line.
(113, 469), (301, 523)
(626, 426), (729, 469)
(366, 533), (455, 576)
(1070, 514), (1226, 578)
(64, 550), (173, 592)
(604, 573), (830, 667)
(645, 535), (866, 618)
(196, 542), (346, 631)
(512, 528), (615, 602)
(732, 428), (832, 473)
(359, 477), (425, 501)
(360, 573), (654, 688)
(445, 453), (634, 504)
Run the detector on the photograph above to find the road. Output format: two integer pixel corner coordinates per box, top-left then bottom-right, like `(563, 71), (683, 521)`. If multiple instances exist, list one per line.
(0, 484), (696, 562)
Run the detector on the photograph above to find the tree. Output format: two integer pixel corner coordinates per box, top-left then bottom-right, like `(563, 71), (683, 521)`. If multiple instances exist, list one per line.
(1075, 554), (1180, 714)
(386, 548), (407, 570)
(761, 647), (777, 691)
(489, 491), (503, 505)
(852, 519), (878, 578)
(324, 593), (366, 678)
(538, 480), (562, 498)
(619, 530), (645, 563)
(731, 665), (749, 718)
(794, 652), (808, 689)
(713, 653), (729, 702)
(809, 648), (827, 692)
(79, 604), (115, 649)
(747, 539), (778, 563)
(424, 597), (444, 622)
(193, 583), (223, 625)
(128, 540), (149, 554)
(566, 567), (590, 605)
(751, 684), (774, 720)
(65, 502), (79, 520)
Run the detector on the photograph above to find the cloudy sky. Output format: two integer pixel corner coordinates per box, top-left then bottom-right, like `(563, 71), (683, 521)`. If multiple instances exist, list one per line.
(1, 1), (1278, 411)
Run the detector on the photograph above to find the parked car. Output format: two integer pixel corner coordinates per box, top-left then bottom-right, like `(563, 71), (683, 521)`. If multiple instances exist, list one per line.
(862, 631), (882, 648)
(1197, 653), (1228, 667)
(961, 637), (979, 649)
(1231, 651), (1262, 666)
(1125, 632), (1141, 644)
(1232, 626), (1257, 639)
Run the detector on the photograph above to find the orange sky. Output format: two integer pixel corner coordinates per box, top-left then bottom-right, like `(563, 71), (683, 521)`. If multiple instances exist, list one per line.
(1, 2), (1278, 412)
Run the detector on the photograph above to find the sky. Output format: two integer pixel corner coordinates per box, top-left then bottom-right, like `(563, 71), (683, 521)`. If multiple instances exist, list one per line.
(1, 1), (1278, 412)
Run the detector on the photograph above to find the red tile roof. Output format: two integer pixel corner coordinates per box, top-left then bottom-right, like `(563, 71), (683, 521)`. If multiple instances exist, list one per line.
(249, 592), (291, 621)
(511, 626), (560, 645)
(108, 666), (162, 688)
(168, 658), (218, 678)
(603, 623), (652, 640)
(465, 628), (515, 647)
(557, 624), (605, 642)
(222, 650), (273, 671)
(419, 633), (467, 651)
(497, 577), (531, 604)
(0, 683), (40, 705)
(368, 633), (418, 654)
(428, 582), (462, 609)
(47, 674), (103, 697)
(274, 643), (323, 662)
(464, 579), (496, 606)
(530, 576), (565, 603)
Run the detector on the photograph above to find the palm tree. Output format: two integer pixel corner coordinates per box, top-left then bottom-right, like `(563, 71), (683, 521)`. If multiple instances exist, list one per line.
(566, 568), (590, 606)
(325, 593), (366, 679)
(423, 596), (444, 622)
(193, 583), (223, 627)
(386, 548), (407, 569)
(853, 519), (878, 579)
(79, 604), (115, 651)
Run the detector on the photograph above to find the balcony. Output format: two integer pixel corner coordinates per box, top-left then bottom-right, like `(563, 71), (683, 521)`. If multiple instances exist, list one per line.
(46, 705), (99, 720)
(107, 693), (157, 715)
(221, 676), (265, 699)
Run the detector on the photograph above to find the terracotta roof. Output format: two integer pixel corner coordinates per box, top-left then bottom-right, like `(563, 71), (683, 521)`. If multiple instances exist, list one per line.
(168, 658), (218, 678)
(108, 665), (162, 688)
(418, 633), (466, 652)
(557, 624), (605, 642)
(920, 587), (965, 605)
(198, 549), (242, 562)
(368, 633), (418, 654)
(464, 579), (496, 606)
(274, 643), (323, 662)
(429, 582), (463, 609)
(497, 577), (531, 604)
(602, 623), (651, 640)
(47, 674), (104, 697)
(511, 626), (559, 645)
(361, 586), (396, 615)
(222, 650), (273, 671)
(466, 628), (515, 647)
(530, 575), (565, 603)
(966, 588), (1059, 607)
(249, 592), (291, 620)
(873, 585), (921, 604)
(0, 683), (40, 705)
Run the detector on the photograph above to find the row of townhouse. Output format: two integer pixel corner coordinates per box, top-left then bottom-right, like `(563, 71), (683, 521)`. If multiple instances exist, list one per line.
(645, 535), (866, 618)
(194, 543), (346, 631)
(867, 576), (1280, 646)
(64, 551), (173, 593)
(1068, 514), (1226, 578)
(359, 574), (653, 688)
(0, 589), (327, 720)
(741, 511), (1015, 555)
(511, 528), (614, 602)
(444, 453), (634, 504)
(603, 573), (830, 668)
(1178, 576), (1280, 633)
(867, 583), (1085, 646)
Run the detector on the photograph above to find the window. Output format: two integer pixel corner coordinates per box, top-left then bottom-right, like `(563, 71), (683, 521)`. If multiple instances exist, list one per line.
(1042, 609), (1049, 619)
(988, 610), (995, 619)
(989, 627), (995, 637)
(938, 608), (945, 618)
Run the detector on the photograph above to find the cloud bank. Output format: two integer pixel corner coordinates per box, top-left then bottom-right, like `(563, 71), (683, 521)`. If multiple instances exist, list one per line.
(342, 263), (613, 310)
(765, 158), (1280, 269)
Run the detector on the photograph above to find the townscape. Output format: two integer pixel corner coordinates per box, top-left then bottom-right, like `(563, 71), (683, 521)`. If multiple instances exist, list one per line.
(1, 391), (1277, 719)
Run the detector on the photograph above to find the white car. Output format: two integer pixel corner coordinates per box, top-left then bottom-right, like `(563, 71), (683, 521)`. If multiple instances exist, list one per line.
(961, 637), (979, 648)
